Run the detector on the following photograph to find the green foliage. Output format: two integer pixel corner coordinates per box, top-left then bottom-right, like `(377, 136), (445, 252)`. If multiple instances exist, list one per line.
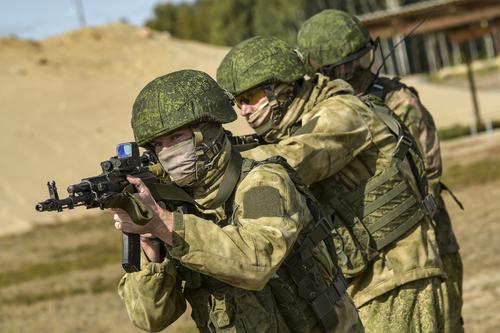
(252, 0), (303, 44)
(442, 158), (500, 190)
(144, 0), (356, 46)
(209, 0), (255, 45)
(438, 121), (500, 141)
(0, 242), (120, 287)
(0, 214), (123, 306)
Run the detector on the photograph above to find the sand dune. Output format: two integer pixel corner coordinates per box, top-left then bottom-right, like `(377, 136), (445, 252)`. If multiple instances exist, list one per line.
(0, 23), (246, 235)
(0, 23), (498, 235)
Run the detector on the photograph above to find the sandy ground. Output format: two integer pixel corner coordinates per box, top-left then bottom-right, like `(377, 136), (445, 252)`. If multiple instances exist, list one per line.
(0, 24), (247, 235)
(0, 22), (499, 237)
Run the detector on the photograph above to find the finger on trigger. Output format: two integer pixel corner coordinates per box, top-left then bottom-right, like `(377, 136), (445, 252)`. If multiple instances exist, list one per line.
(126, 175), (141, 185)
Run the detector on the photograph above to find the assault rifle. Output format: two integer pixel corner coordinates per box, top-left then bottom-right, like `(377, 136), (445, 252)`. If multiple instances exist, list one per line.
(36, 142), (162, 273)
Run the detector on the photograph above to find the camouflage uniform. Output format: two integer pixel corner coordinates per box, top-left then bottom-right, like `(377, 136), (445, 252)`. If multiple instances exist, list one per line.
(297, 9), (463, 332)
(372, 75), (463, 332)
(118, 70), (363, 333)
(218, 36), (446, 333)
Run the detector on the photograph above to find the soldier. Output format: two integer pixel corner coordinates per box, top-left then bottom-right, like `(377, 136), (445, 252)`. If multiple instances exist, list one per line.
(296, 9), (463, 332)
(217, 36), (446, 332)
(111, 69), (363, 332)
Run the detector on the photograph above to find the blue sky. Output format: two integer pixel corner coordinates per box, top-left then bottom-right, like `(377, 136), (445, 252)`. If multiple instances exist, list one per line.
(0, 0), (186, 40)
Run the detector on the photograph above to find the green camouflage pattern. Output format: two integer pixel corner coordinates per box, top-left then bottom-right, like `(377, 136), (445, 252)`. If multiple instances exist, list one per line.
(217, 36), (306, 96)
(131, 70), (236, 146)
(297, 9), (371, 68)
(118, 143), (364, 332)
(242, 74), (444, 308)
(377, 76), (460, 253)
(374, 75), (463, 331)
(357, 277), (445, 333)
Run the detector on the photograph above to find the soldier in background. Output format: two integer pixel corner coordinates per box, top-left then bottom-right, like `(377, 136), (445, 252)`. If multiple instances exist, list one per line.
(217, 35), (447, 333)
(297, 9), (463, 332)
(111, 69), (363, 332)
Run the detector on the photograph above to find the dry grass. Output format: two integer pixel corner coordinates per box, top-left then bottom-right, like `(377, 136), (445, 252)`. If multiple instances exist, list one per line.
(0, 214), (197, 333)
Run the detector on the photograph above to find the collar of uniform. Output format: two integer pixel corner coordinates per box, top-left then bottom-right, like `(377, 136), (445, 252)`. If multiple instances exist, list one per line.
(188, 137), (232, 220)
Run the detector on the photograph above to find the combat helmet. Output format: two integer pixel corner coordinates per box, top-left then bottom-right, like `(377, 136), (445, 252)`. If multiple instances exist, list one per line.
(132, 69), (236, 147)
(216, 35), (306, 96)
(297, 9), (374, 69)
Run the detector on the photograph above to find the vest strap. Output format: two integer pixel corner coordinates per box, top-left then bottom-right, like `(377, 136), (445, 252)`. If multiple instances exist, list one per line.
(374, 208), (425, 250)
(310, 269), (348, 332)
(440, 182), (464, 210)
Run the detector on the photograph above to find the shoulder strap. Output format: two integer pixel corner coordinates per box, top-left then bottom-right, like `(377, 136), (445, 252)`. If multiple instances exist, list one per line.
(370, 76), (419, 100)
(377, 101), (440, 217)
(227, 131), (266, 152)
(361, 95), (430, 201)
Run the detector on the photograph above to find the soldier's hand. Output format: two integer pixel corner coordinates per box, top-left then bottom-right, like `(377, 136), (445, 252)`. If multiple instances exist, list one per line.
(112, 175), (174, 245)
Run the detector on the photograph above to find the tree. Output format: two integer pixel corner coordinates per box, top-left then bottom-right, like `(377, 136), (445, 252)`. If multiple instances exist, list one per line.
(209, 0), (255, 45)
(145, 3), (178, 34)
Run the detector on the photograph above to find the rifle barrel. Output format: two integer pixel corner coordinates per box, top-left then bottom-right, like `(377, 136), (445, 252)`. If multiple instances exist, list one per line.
(35, 193), (93, 212)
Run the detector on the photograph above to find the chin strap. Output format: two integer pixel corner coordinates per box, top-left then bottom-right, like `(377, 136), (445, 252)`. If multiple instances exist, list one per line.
(259, 82), (297, 134)
(191, 125), (226, 181)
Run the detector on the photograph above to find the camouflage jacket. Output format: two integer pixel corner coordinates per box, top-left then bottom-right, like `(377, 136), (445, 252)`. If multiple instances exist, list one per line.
(243, 74), (445, 307)
(371, 75), (459, 254)
(118, 143), (362, 333)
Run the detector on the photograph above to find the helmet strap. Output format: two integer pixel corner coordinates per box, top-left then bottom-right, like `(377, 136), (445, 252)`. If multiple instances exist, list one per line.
(192, 124), (226, 180)
(262, 83), (297, 127)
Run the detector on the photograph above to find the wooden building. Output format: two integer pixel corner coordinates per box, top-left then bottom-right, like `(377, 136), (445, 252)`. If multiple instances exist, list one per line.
(357, 0), (500, 75)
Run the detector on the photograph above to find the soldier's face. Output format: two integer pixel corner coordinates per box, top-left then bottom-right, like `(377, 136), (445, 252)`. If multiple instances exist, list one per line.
(152, 128), (198, 186)
(151, 128), (193, 154)
(235, 87), (271, 129)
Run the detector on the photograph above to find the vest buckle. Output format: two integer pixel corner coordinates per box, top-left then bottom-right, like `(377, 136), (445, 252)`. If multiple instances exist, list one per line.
(422, 194), (437, 217)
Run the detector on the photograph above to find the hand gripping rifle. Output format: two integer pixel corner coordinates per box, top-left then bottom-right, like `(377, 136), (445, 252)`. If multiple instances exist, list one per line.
(36, 142), (166, 273)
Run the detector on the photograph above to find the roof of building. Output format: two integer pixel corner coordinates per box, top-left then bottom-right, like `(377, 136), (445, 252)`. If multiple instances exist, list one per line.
(359, 0), (500, 38)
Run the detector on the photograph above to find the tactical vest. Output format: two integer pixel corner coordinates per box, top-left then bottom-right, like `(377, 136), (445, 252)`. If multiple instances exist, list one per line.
(317, 96), (437, 278)
(369, 77), (464, 211)
(150, 151), (349, 332)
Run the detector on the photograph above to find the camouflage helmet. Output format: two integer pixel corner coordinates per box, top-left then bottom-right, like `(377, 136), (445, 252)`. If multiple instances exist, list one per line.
(216, 35), (306, 96)
(297, 9), (373, 69)
(131, 70), (236, 146)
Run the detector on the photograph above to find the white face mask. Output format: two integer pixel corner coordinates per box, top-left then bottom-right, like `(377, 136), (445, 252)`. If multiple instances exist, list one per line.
(157, 138), (197, 187)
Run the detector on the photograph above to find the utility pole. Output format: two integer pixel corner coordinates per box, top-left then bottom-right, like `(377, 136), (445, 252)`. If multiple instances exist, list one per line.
(449, 26), (491, 135)
(72, 0), (86, 27)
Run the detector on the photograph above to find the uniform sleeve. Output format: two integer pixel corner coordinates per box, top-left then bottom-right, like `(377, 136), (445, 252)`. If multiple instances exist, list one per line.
(167, 164), (313, 291)
(386, 88), (443, 198)
(243, 95), (372, 185)
(117, 253), (187, 332)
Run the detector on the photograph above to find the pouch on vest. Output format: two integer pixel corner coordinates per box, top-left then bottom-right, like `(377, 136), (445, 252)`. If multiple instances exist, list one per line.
(323, 96), (436, 278)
